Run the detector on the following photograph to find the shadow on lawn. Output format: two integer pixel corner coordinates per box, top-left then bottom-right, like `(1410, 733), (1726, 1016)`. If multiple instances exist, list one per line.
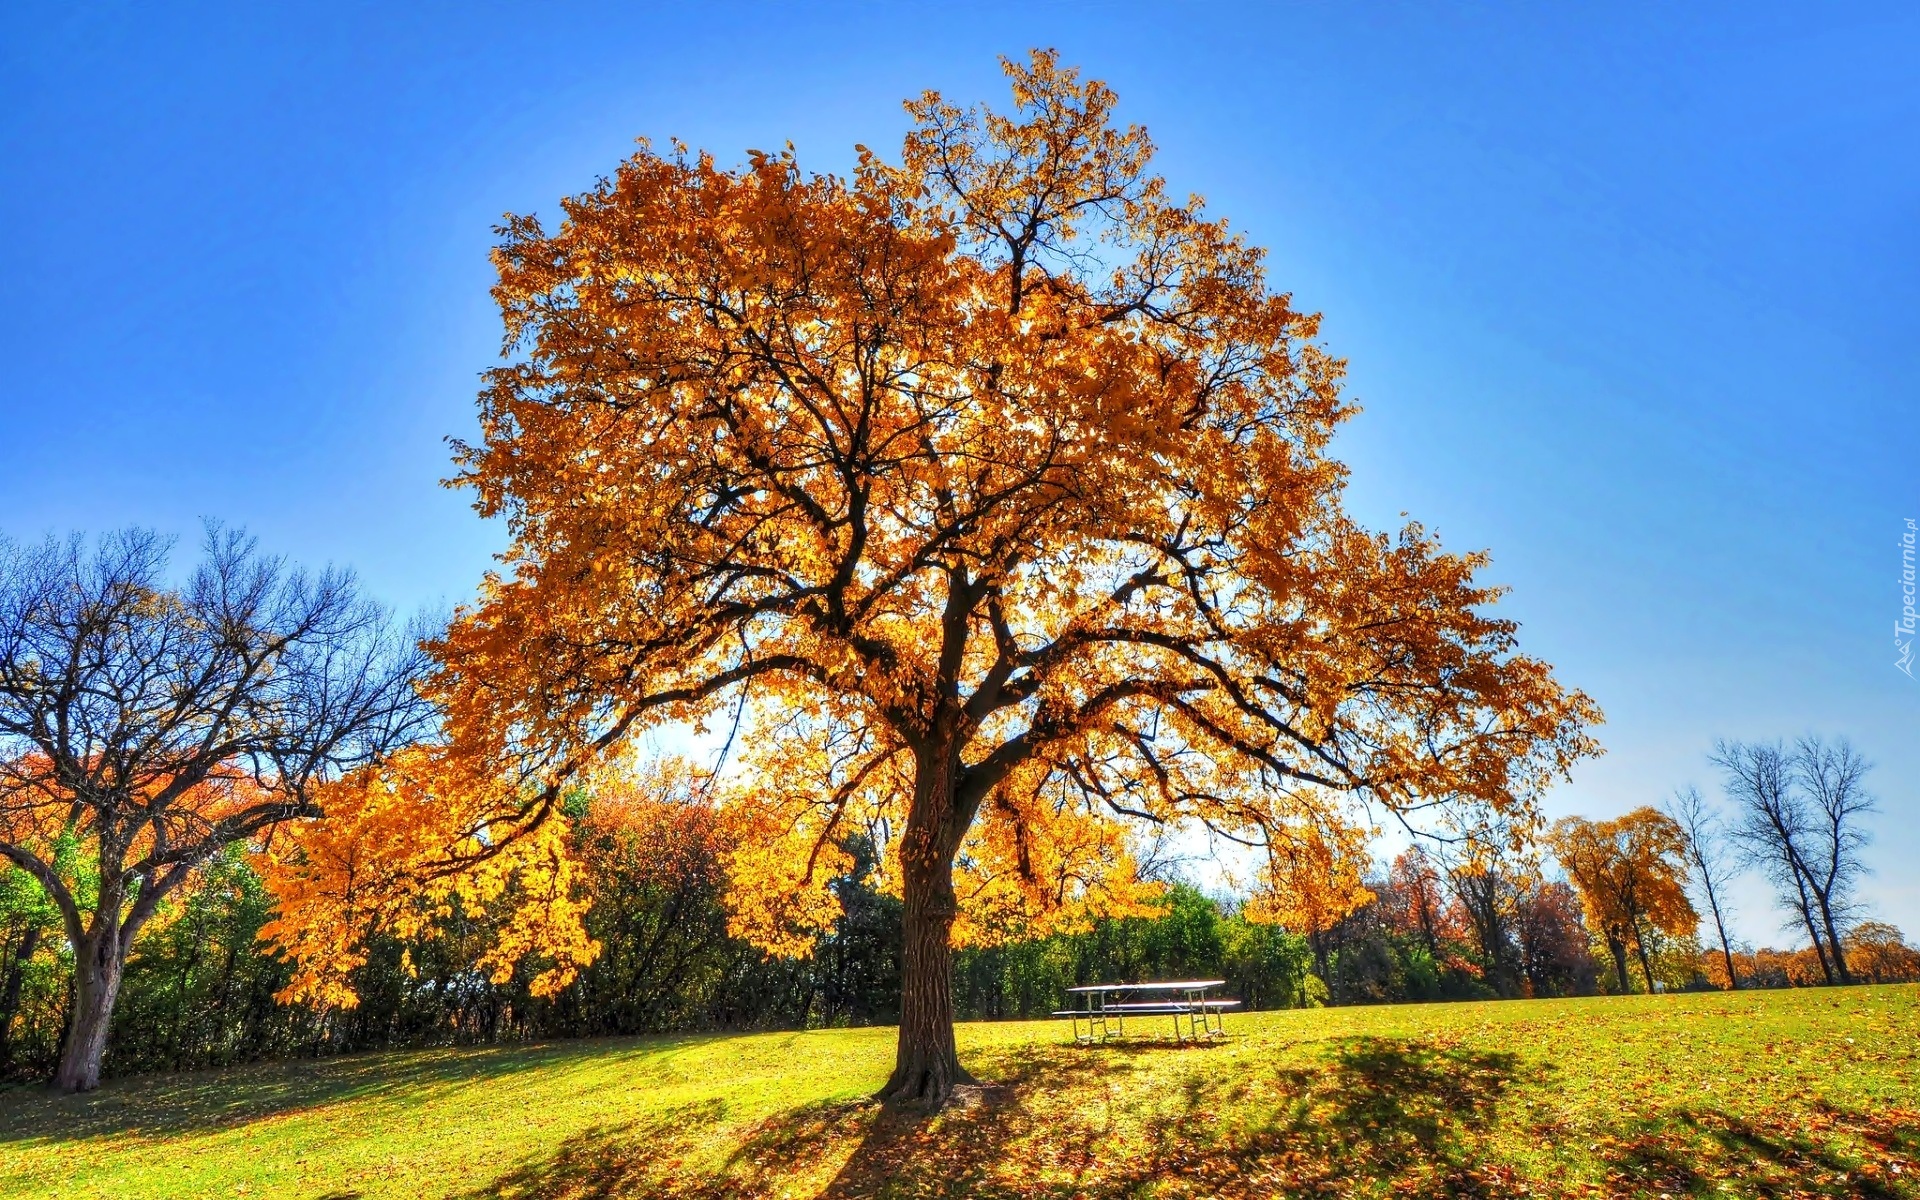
(474, 1042), (1920, 1199)
(0, 1035), (712, 1146)
(469, 1036), (1538, 1199)
(1598, 1100), (1920, 1199)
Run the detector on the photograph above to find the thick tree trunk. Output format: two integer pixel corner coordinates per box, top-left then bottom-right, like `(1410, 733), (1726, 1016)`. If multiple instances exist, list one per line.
(53, 933), (125, 1092)
(1606, 933), (1631, 994)
(879, 852), (974, 1106)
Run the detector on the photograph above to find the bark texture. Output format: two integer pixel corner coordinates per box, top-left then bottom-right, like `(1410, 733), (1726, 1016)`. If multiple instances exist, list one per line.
(880, 858), (975, 1105)
(53, 934), (125, 1092)
(878, 746), (979, 1107)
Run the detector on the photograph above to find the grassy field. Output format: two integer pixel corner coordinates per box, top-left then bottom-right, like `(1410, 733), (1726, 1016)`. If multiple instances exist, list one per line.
(1, 985), (1915, 1199)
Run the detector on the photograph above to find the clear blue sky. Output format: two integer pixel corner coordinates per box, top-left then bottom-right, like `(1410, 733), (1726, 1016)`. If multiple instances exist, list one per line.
(3, 3), (1915, 946)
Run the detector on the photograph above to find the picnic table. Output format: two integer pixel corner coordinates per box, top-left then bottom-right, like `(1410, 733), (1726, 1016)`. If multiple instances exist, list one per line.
(1052, 979), (1241, 1044)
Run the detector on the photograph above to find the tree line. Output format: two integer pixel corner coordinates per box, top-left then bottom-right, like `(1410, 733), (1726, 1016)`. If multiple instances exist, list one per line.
(3, 738), (1911, 1084)
(0, 780), (1315, 1081)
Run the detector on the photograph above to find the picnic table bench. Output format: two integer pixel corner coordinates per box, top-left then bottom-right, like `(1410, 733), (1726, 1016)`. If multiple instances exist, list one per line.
(1051, 979), (1241, 1044)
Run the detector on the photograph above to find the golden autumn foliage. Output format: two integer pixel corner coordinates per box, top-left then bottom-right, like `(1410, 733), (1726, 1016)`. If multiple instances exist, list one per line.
(1550, 807), (1697, 993)
(1694, 930), (1920, 990)
(0, 753), (252, 960)
(1238, 813), (1376, 939)
(0, 754), (261, 877)
(1701, 945), (1829, 990)
(257, 747), (597, 1010)
(573, 760), (734, 900)
(717, 712), (1166, 957)
(262, 52), (1599, 1100)
(1377, 847), (1468, 951)
(1839, 921), (1920, 985)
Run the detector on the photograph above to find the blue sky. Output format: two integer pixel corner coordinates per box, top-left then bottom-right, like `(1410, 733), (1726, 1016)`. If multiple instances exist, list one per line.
(3, 2), (1915, 945)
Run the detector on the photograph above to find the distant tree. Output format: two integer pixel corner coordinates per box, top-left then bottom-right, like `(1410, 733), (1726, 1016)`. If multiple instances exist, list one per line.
(1378, 847), (1455, 959)
(1665, 785), (1740, 989)
(263, 52), (1599, 1105)
(1731, 945), (1828, 989)
(1443, 858), (1525, 998)
(1843, 922), (1920, 985)
(0, 855), (61, 1066)
(1715, 737), (1878, 985)
(1429, 812), (1557, 999)
(1511, 879), (1599, 998)
(1550, 809), (1697, 994)
(1218, 913), (1321, 1010)
(102, 844), (314, 1074)
(1242, 820), (1377, 984)
(0, 528), (428, 1090)
(810, 833), (905, 1027)
(540, 767), (747, 1034)
(1788, 737), (1877, 984)
(1713, 740), (1833, 982)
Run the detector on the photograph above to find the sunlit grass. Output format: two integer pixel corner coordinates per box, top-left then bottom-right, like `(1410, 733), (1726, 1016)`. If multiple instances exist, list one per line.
(2, 985), (1914, 1198)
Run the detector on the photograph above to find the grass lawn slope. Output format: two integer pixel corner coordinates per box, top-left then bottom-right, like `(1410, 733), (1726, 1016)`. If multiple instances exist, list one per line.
(2, 985), (1915, 1199)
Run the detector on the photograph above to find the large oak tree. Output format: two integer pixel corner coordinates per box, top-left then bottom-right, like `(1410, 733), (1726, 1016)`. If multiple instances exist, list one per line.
(277, 53), (1598, 1105)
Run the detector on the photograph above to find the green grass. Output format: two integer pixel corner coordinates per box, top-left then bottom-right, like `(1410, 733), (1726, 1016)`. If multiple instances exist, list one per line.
(2, 986), (1916, 1198)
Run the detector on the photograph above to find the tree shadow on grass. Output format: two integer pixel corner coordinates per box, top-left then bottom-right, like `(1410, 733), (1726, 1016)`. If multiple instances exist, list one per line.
(472, 1098), (735, 1199)
(1597, 1100), (1920, 1199)
(0, 1033), (723, 1146)
(466, 1046), (1097, 1200)
(467, 1036), (1541, 1199)
(1085, 1036), (1537, 1199)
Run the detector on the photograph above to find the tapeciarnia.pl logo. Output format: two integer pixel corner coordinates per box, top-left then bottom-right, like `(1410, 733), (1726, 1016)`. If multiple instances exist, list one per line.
(1899, 517), (1917, 678)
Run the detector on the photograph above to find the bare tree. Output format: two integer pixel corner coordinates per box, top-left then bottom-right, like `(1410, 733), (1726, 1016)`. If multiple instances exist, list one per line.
(0, 527), (431, 1090)
(1666, 785), (1741, 988)
(1713, 737), (1878, 985)
(1790, 736), (1877, 984)
(1714, 740), (1831, 981)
